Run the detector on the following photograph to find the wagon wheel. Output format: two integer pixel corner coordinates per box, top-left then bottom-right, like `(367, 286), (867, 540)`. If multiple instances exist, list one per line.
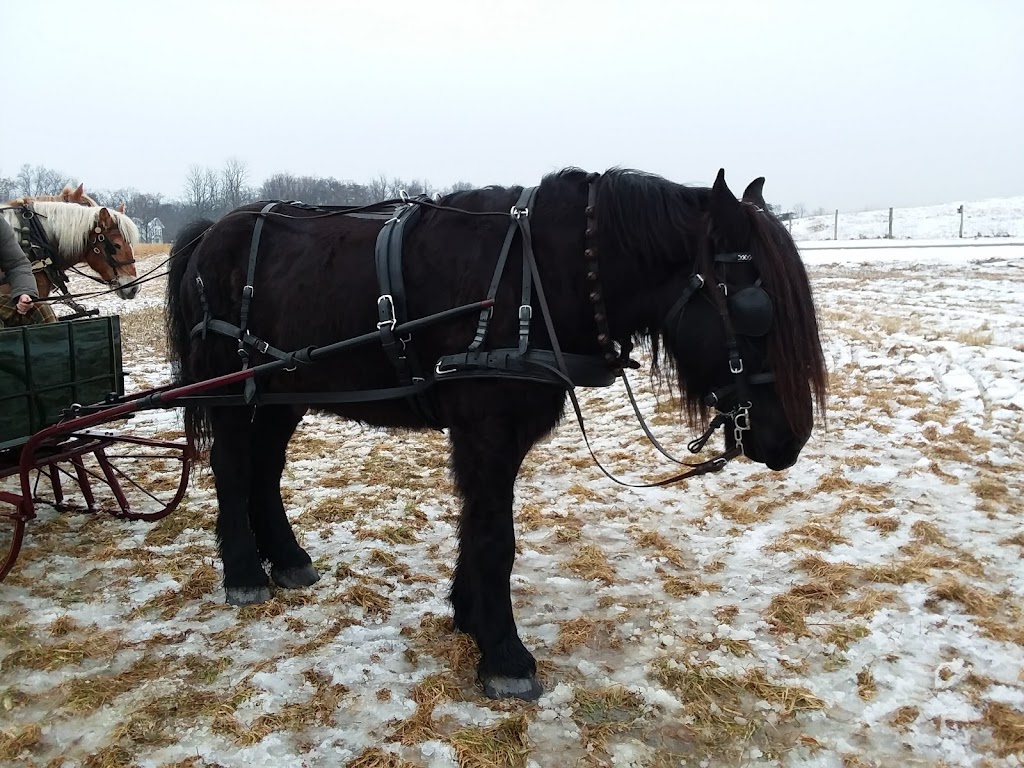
(22, 430), (193, 522)
(0, 491), (28, 583)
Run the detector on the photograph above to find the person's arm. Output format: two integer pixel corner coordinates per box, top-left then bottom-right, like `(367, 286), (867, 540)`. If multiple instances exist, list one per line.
(0, 219), (38, 300)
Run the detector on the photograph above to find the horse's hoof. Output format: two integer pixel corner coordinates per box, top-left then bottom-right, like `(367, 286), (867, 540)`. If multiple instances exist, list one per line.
(225, 586), (272, 606)
(481, 674), (544, 701)
(271, 564), (320, 589)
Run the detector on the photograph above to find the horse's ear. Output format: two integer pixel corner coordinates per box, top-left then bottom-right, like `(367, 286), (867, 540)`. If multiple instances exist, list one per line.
(97, 207), (114, 226)
(62, 183), (84, 203)
(709, 168), (750, 245)
(117, 203), (126, 214)
(742, 177), (766, 210)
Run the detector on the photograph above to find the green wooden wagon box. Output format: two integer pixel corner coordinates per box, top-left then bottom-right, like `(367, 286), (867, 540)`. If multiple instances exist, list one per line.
(0, 317), (124, 451)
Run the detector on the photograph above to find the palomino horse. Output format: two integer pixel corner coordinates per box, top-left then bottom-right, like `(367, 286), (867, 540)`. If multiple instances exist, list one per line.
(5, 182), (104, 208)
(1, 200), (141, 305)
(167, 167), (827, 700)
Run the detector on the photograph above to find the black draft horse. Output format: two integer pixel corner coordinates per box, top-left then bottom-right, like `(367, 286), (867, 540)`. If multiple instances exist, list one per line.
(166, 167), (827, 700)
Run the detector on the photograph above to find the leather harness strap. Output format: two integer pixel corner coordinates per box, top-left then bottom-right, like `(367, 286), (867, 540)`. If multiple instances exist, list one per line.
(373, 198), (440, 427)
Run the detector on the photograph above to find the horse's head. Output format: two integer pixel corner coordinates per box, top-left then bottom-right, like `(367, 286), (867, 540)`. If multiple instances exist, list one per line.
(60, 183), (101, 207)
(85, 206), (140, 299)
(659, 169), (827, 471)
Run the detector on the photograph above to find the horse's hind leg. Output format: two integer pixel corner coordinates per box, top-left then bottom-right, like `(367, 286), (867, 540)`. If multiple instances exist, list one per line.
(209, 406), (270, 605)
(248, 405), (319, 590)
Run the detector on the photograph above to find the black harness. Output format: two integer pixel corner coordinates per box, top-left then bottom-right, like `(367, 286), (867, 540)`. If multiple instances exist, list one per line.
(186, 176), (779, 485)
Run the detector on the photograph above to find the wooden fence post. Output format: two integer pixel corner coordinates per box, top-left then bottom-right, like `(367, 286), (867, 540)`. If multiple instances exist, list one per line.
(958, 205), (964, 238)
(834, 210), (838, 240)
(888, 207), (894, 239)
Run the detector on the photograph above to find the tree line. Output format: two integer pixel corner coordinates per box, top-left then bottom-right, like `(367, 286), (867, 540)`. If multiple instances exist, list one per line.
(1, 159), (475, 243)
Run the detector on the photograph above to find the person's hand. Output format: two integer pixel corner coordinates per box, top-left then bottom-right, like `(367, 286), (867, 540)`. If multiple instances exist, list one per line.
(16, 294), (33, 315)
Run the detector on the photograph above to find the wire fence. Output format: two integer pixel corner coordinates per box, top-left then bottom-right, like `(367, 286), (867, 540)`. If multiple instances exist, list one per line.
(784, 199), (1024, 242)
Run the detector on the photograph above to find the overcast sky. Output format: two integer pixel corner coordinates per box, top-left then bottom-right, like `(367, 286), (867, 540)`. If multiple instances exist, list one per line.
(4, 1), (1021, 211)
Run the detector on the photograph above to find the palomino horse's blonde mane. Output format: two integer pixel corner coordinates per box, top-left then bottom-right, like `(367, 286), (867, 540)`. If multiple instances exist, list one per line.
(0, 201), (140, 264)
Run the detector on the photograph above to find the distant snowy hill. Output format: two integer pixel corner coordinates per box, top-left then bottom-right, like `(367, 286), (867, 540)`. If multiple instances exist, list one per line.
(788, 195), (1024, 241)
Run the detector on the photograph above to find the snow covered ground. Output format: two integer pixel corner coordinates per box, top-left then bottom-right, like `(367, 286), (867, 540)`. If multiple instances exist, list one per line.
(1, 235), (1022, 767)
(789, 196), (1024, 242)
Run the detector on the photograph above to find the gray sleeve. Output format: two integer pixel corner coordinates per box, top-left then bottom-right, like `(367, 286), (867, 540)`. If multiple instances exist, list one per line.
(0, 219), (38, 299)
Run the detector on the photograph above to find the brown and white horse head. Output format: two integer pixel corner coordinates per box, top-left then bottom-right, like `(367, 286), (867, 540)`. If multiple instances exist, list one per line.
(7, 201), (142, 300)
(90, 206), (140, 299)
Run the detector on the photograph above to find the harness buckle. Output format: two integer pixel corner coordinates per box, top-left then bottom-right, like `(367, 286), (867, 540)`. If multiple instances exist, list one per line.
(730, 357), (744, 374)
(435, 360), (457, 376)
(242, 284), (254, 299)
(510, 206), (529, 220)
(377, 294), (396, 331)
(518, 305), (532, 322)
(255, 339), (270, 355)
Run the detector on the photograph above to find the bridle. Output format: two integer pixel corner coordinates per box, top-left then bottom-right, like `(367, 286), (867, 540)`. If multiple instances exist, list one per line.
(578, 172), (778, 485)
(79, 218), (137, 291)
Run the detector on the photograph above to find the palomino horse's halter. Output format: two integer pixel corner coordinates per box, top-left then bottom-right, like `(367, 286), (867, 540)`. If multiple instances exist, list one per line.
(78, 215), (138, 291)
(581, 173), (777, 480)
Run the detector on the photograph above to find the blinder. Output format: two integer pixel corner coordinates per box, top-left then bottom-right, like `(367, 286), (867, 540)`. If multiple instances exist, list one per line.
(727, 285), (773, 337)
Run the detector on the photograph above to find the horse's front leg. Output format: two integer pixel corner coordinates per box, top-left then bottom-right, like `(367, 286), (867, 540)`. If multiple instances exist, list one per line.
(448, 418), (542, 701)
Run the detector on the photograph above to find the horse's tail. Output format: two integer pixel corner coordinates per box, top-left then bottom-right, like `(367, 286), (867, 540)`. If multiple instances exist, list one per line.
(166, 218), (215, 451)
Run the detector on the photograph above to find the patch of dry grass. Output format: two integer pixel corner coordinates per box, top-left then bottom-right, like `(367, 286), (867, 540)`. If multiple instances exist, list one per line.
(650, 656), (824, 755)
(553, 618), (620, 655)
(342, 585), (392, 618)
(346, 748), (418, 768)
(127, 563), (220, 620)
(572, 686), (648, 745)
(660, 573), (719, 598)
(61, 655), (167, 713)
(449, 713), (531, 768)
(769, 522), (849, 553)
(0, 723), (42, 763)
(355, 525), (418, 545)
(1, 625), (125, 672)
(400, 614), (479, 676)
(889, 705), (920, 729)
(119, 305), (168, 358)
(865, 515), (900, 533)
(765, 574), (852, 638)
(982, 702), (1024, 756)
(628, 528), (687, 568)
(564, 545), (616, 584)
(926, 577), (1000, 617)
(855, 667), (877, 701)
(865, 551), (958, 585)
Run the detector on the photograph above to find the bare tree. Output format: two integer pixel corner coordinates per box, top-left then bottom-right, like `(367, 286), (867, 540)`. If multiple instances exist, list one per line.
(183, 164), (220, 218)
(221, 157), (250, 211)
(92, 187), (138, 209)
(0, 174), (14, 201)
(368, 172), (391, 201)
(792, 202), (807, 218)
(15, 164), (74, 196)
